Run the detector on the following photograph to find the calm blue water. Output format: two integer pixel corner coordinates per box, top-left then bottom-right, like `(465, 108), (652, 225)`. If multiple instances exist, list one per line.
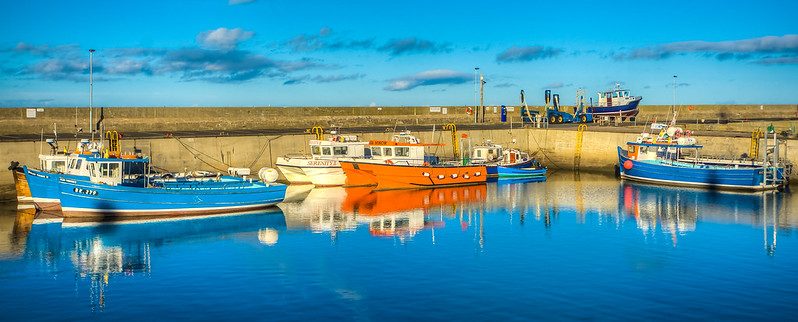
(1, 172), (797, 321)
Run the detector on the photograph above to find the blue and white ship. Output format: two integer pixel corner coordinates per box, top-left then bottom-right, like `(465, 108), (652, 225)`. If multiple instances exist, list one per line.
(617, 123), (791, 191)
(57, 155), (287, 218)
(587, 84), (642, 118)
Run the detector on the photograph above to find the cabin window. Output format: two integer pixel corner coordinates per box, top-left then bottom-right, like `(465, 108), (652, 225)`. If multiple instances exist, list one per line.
(76, 159), (83, 169)
(476, 150), (482, 158)
(322, 147), (332, 156)
(52, 161), (66, 172)
(395, 147), (410, 157)
(99, 162), (121, 178)
(383, 147), (393, 157)
(371, 147), (382, 156)
(613, 92), (618, 98)
(311, 146), (321, 155)
(640, 146), (648, 154)
(623, 91), (629, 97)
(333, 146), (348, 155)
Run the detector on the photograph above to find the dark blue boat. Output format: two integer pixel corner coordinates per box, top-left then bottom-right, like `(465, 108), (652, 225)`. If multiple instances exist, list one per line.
(587, 85), (642, 118)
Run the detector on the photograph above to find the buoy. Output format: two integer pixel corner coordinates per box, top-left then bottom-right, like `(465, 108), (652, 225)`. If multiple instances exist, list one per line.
(422, 172), (430, 177)
(384, 160), (394, 165)
(623, 160), (633, 170)
(437, 174), (445, 179)
(258, 167), (279, 183)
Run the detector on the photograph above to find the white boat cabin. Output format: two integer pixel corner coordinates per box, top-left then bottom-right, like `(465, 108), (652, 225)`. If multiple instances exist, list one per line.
(309, 134), (368, 159)
(471, 141), (504, 164)
(367, 132), (436, 165)
(84, 158), (150, 186)
(38, 154), (68, 173)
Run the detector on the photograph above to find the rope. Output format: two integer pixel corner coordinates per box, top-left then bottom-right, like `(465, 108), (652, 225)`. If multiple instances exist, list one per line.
(173, 137), (229, 172)
(248, 135), (283, 169)
(528, 127), (562, 169)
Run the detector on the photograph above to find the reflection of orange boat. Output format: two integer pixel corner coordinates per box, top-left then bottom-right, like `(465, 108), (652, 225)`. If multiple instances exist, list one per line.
(340, 161), (487, 190)
(341, 184), (487, 216)
(341, 185), (485, 239)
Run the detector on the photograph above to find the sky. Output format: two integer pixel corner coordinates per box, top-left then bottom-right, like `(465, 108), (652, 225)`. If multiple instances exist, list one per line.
(0, 0), (796, 107)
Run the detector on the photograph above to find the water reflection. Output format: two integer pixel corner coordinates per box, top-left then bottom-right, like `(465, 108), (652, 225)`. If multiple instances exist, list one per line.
(1, 172), (796, 317)
(5, 209), (286, 311)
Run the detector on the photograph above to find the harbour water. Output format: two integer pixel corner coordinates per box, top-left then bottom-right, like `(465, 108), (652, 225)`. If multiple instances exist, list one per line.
(1, 171), (797, 321)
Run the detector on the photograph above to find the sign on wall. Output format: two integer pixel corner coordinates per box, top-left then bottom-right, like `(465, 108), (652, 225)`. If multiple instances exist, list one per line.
(429, 106), (441, 113)
(26, 109), (36, 118)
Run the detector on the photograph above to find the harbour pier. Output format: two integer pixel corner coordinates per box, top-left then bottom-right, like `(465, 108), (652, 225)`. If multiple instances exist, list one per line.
(2, 105), (797, 200)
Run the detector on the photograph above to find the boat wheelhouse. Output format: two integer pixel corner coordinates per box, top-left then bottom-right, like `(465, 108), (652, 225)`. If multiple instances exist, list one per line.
(587, 84), (642, 118)
(276, 132), (368, 186)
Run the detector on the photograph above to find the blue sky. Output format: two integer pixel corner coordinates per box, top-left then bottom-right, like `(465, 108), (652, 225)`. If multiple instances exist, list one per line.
(1, 0), (796, 107)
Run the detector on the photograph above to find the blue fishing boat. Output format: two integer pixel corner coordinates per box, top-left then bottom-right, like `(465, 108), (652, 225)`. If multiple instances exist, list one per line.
(496, 166), (547, 178)
(57, 155), (287, 217)
(470, 141), (542, 177)
(587, 84), (642, 118)
(617, 124), (791, 191)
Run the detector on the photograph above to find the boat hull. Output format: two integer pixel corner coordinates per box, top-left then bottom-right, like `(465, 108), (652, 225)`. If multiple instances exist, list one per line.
(57, 178), (287, 218)
(276, 157), (346, 186)
(617, 147), (783, 191)
(588, 99), (641, 117)
(12, 168), (32, 203)
(340, 161), (487, 190)
(496, 166), (547, 178)
(24, 166), (63, 210)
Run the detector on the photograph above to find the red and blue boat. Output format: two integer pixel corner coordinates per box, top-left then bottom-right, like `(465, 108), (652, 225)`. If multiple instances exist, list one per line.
(617, 124), (791, 191)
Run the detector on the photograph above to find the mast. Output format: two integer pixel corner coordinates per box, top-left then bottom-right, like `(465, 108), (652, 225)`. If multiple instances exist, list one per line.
(89, 49), (96, 141)
(671, 75), (677, 122)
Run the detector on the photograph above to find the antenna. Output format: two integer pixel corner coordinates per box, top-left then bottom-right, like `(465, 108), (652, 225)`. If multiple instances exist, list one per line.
(89, 49), (96, 141)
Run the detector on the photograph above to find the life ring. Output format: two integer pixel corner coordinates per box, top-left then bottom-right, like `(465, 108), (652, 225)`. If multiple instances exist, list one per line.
(384, 160), (394, 165)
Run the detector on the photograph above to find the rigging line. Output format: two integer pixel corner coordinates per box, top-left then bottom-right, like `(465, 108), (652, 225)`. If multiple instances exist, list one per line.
(528, 128), (562, 169)
(248, 135), (283, 169)
(174, 137), (227, 165)
(173, 137), (229, 171)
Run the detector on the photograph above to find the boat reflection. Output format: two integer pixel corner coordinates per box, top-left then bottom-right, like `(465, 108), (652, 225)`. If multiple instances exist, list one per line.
(0, 204), (37, 259)
(279, 184), (487, 241)
(17, 209), (286, 311)
(618, 180), (788, 253)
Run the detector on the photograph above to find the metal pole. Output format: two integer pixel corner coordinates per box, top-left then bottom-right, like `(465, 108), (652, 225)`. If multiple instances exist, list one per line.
(479, 73), (485, 123)
(474, 67), (479, 124)
(89, 49), (95, 141)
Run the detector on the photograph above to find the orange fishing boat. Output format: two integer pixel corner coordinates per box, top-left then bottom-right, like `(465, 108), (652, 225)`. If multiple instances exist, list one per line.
(340, 161), (487, 190)
(340, 131), (486, 189)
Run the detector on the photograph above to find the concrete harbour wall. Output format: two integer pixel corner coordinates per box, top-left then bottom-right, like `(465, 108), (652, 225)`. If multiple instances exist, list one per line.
(2, 126), (796, 201)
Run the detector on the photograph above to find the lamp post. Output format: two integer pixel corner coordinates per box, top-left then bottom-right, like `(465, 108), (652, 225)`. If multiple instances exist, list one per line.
(89, 49), (96, 140)
(474, 67), (480, 124)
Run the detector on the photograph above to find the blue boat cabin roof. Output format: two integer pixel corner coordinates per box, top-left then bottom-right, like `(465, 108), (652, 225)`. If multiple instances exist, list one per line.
(627, 142), (703, 149)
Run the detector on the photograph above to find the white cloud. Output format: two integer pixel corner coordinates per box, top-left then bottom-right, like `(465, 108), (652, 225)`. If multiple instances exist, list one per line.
(196, 27), (254, 51)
